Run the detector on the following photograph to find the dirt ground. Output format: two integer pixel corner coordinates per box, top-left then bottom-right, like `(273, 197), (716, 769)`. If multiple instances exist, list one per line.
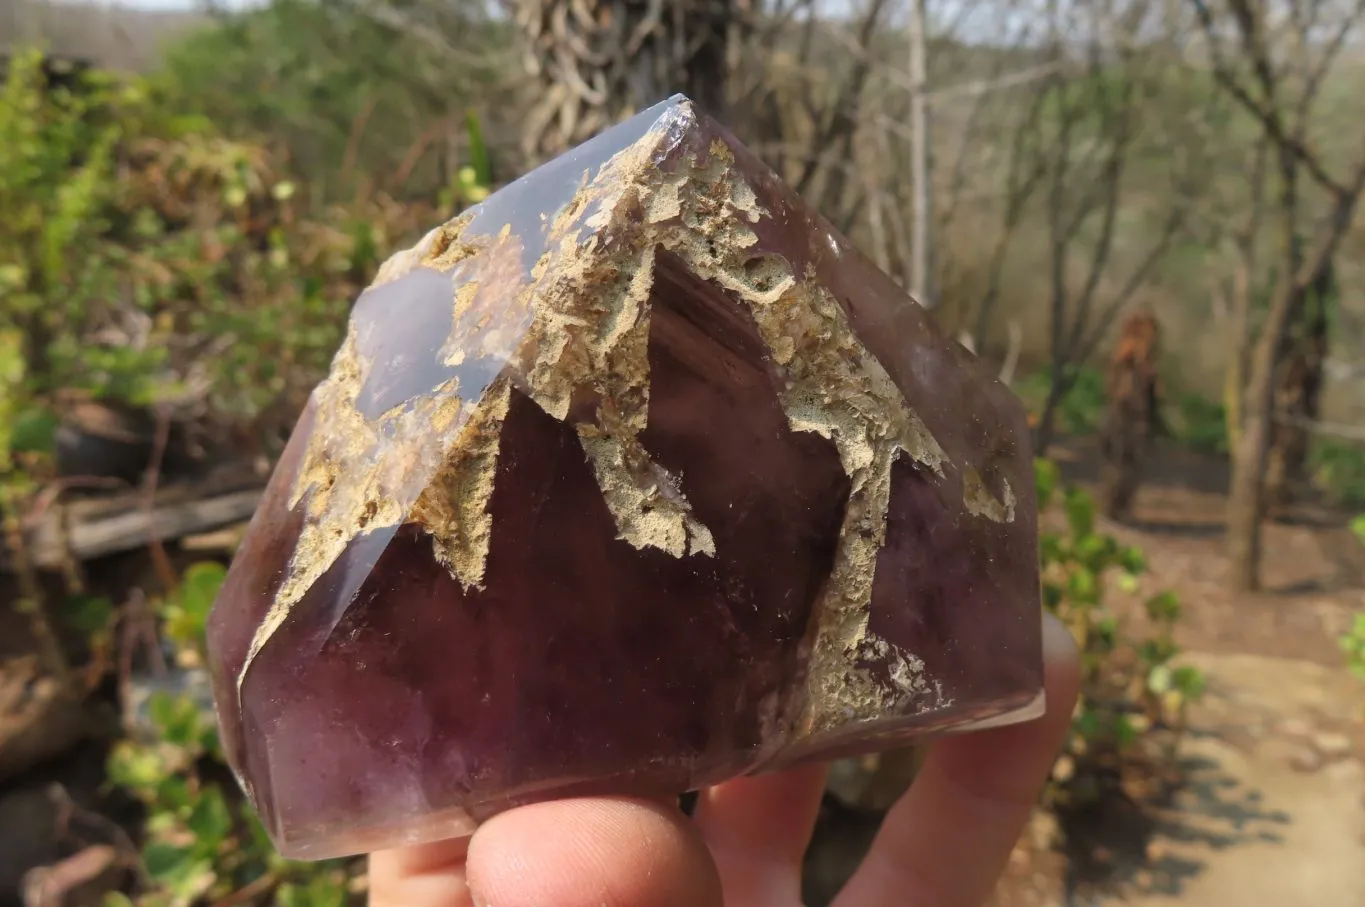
(985, 437), (1365, 907)
(1050, 436), (1365, 665)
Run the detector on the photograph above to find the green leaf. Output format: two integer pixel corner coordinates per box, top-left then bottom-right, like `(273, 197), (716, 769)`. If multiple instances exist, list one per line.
(10, 405), (58, 454)
(1063, 488), (1095, 539)
(1139, 637), (1179, 667)
(107, 741), (168, 795)
(1147, 663), (1172, 694)
(1118, 545), (1146, 574)
(1172, 665), (1206, 699)
(1094, 616), (1118, 650)
(187, 786), (234, 849)
(1074, 533), (1112, 566)
(242, 805), (277, 856)
(147, 692), (206, 749)
(162, 561), (228, 647)
(59, 594), (114, 634)
(1072, 707), (1101, 741)
(0, 330), (27, 387)
(1033, 458), (1060, 510)
(1067, 568), (1100, 605)
(1039, 533), (1065, 565)
(142, 841), (194, 880)
(142, 841), (215, 903)
(465, 110), (491, 187)
(1114, 713), (1139, 749)
(155, 774), (193, 813)
(276, 872), (347, 907)
(1145, 590), (1181, 623)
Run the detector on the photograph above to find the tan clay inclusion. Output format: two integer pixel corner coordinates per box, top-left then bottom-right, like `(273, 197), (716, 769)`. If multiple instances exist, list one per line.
(238, 103), (1017, 735)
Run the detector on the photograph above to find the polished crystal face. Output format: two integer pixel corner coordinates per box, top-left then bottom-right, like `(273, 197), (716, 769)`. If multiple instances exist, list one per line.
(205, 95), (1044, 861)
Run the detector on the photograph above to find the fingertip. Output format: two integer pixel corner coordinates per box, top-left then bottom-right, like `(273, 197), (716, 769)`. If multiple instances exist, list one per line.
(368, 838), (472, 907)
(830, 609), (1085, 907)
(1041, 609), (1082, 717)
(693, 763), (828, 905)
(466, 797), (722, 907)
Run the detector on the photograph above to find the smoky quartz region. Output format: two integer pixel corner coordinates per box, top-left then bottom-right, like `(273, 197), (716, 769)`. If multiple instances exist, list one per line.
(205, 94), (1044, 861)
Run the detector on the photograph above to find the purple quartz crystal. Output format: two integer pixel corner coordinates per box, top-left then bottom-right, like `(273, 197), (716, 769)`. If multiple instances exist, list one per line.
(205, 95), (1044, 860)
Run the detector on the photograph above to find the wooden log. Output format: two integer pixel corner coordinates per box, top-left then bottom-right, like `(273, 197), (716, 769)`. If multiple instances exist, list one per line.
(1, 485), (264, 572)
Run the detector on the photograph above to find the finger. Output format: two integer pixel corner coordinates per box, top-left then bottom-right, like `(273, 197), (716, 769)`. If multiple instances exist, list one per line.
(465, 796), (723, 907)
(369, 837), (472, 907)
(834, 611), (1081, 907)
(692, 762), (828, 904)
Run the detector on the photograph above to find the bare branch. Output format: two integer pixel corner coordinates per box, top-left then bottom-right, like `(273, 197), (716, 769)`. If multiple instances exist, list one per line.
(1189, 0), (1352, 197)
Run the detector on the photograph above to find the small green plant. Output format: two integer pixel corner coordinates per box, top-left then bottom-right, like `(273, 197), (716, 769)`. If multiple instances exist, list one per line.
(1035, 458), (1203, 805)
(1342, 613), (1365, 684)
(1017, 365), (1109, 436)
(1172, 391), (1229, 455)
(438, 111), (493, 210)
(1343, 517), (1365, 684)
(0, 47), (444, 445)
(1313, 441), (1365, 508)
(106, 563), (357, 906)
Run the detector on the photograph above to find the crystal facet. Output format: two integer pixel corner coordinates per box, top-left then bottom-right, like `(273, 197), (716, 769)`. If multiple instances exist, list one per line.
(205, 95), (1044, 860)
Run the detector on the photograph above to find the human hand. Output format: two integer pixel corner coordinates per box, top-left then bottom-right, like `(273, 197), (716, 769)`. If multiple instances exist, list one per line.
(369, 611), (1079, 907)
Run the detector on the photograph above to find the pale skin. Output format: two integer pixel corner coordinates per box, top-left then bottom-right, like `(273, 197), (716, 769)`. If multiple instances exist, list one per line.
(369, 612), (1080, 907)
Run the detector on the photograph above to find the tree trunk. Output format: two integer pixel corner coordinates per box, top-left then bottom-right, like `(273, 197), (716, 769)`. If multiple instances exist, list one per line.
(1265, 255), (1333, 514)
(1221, 255), (1252, 456)
(1226, 277), (1299, 591)
(514, 0), (743, 162)
(1222, 358), (1242, 455)
(907, 0), (931, 305)
(1033, 376), (1066, 458)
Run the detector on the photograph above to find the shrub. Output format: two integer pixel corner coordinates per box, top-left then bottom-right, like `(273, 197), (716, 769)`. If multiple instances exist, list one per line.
(1035, 458), (1203, 806)
(0, 47), (466, 450)
(1345, 516), (1365, 685)
(1016, 365), (1109, 437)
(1171, 391), (1228, 455)
(105, 562), (359, 906)
(155, 0), (511, 204)
(1313, 440), (1365, 508)
(0, 50), (491, 903)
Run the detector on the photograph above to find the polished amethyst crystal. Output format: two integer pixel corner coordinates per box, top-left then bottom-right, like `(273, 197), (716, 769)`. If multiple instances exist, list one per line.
(205, 95), (1043, 860)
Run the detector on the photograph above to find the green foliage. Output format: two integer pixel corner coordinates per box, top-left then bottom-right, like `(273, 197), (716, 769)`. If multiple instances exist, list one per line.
(0, 48), (161, 403)
(155, 0), (509, 203)
(0, 46), (455, 444)
(1342, 612), (1365, 684)
(1312, 440), (1365, 508)
(160, 562), (228, 665)
(0, 48), (473, 903)
(1345, 520), (1365, 685)
(0, 329), (30, 473)
(442, 113), (494, 209)
(1035, 459), (1202, 805)
(107, 563), (356, 906)
(1017, 365), (1108, 436)
(59, 593), (115, 635)
(1171, 392), (1229, 455)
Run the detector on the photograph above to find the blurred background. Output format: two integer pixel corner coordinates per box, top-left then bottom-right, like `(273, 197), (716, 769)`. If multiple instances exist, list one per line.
(1, 0), (1364, 903)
